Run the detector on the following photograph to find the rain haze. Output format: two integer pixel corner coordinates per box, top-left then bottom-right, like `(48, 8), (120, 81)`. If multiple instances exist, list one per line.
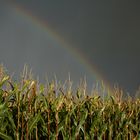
(0, 0), (140, 96)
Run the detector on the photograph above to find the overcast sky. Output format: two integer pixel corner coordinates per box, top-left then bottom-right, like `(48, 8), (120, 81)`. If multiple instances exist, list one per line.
(0, 0), (140, 95)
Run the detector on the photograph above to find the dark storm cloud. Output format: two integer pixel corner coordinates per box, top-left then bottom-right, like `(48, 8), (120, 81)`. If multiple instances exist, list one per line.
(1, 0), (140, 94)
(0, 1), (96, 91)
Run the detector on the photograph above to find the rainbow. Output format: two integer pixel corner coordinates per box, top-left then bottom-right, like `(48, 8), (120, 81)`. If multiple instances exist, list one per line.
(8, 1), (113, 92)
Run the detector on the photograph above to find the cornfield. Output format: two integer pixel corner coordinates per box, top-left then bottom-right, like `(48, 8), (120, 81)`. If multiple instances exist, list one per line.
(0, 66), (140, 140)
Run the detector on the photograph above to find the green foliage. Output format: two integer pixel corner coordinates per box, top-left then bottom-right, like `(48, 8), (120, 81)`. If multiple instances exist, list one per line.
(0, 66), (139, 139)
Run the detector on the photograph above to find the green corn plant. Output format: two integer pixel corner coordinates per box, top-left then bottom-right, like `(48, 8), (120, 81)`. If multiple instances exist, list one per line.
(0, 65), (139, 139)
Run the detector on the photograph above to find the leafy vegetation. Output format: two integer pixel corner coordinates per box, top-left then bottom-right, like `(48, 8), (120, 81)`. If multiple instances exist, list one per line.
(0, 66), (139, 140)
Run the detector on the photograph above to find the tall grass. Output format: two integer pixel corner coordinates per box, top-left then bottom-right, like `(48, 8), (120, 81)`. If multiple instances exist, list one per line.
(0, 66), (139, 140)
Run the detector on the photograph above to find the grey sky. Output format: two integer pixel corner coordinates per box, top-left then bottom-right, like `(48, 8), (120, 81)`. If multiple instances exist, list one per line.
(1, 1), (140, 95)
